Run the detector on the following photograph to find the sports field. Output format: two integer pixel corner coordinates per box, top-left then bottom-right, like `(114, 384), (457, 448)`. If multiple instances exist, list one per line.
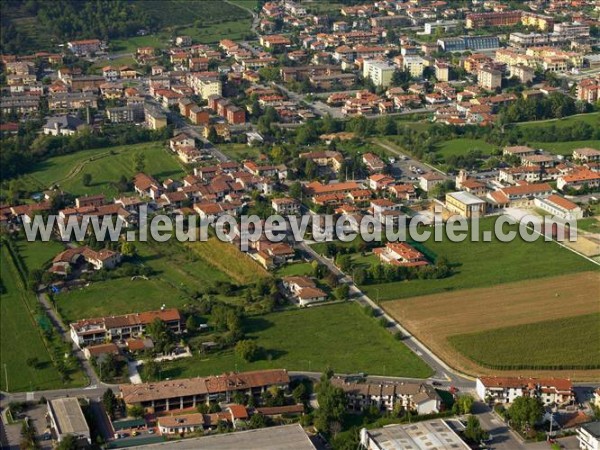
(155, 302), (433, 379)
(384, 271), (600, 380)
(26, 142), (185, 197)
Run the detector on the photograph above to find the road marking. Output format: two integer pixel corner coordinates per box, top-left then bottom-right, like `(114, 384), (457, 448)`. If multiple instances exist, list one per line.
(26, 392), (34, 401)
(415, 350), (423, 356)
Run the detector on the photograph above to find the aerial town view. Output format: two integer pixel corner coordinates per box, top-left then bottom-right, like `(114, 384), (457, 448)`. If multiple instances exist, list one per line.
(0, 0), (599, 449)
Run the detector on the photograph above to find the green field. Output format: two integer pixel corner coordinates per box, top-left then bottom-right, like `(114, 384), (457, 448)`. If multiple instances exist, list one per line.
(14, 240), (65, 272)
(178, 19), (254, 44)
(435, 139), (499, 158)
(516, 112), (600, 130)
(327, 218), (596, 301)
(274, 262), (314, 277)
(528, 140), (600, 156)
(448, 313), (600, 370)
(156, 302), (433, 379)
(577, 217), (600, 233)
(55, 239), (242, 323)
(26, 142), (186, 197)
(110, 35), (168, 53)
(0, 247), (85, 391)
(217, 143), (261, 161)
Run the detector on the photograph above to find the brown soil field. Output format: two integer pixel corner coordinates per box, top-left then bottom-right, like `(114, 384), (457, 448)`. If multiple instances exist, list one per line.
(384, 271), (600, 381)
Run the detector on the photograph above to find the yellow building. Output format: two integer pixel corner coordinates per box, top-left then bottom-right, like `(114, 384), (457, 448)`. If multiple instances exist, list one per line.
(478, 67), (502, 90)
(445, 191), (487, 219)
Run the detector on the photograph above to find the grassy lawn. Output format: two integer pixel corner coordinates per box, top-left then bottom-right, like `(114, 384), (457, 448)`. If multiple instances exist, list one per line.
(157, 302), (433, 379)
(0, 247), (85, 391)
(516, 112), (600, 130)
(448, 313), (600, 370)
(435, 138), (498, 158)
(578, 217), (600, 233)
(188, 239), (270, 285)
(274, 262), (314, 277)
(26, 142), (186, 197)
(179, 19), (254, 44)
(14, 239), (65, 272)
(55, 239), (247, 323)
(353, 218), (596, 301)
(110, 34), (168, 53)
(55, 277), (180, 323)
(528, 140), (600, 156)
(217, 143), (261, 161)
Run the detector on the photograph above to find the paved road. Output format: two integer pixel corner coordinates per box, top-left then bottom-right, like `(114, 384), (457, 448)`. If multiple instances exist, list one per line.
(373, 138), (448, 177)
(297, 241), (474, 389)
(474, 402), (526, 450)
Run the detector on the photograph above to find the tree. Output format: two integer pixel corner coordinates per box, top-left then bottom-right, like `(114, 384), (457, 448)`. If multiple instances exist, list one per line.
(120, 241), (136, 257)
(141, 359), (161, 381)
(289, 181), (302, 200)
(334, 284), (349, 300)
(102, 389), (117, 419)
(56, 434), (79, 450)
(456, 394), (475, 414)
(185, 315), (198, 333)
(248, 413), (267, 429)
(292, 382), (309, 404)
(82, 173), (92, 186)
(314, 372), (346, 433)
(133, 152), (145, 172)
(508, 396), (544, 431)
(235, 339), (261, 362)
(128, 405), (144, 418)
(145, 318), (174, 354)
(464, 415), (489, 443)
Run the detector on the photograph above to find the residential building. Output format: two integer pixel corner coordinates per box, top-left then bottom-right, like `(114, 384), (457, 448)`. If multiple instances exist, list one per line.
(534, 194), (583, 220)
(47, 398), (91, 444)
(476, 377), (574, 405)
(435, 62), (450, 82)
(0, 96), (40, 115)
(578, 422), (600, 450)
(503, 145), (536, 158)
(577, 77), (600, 104)
(478, 67), (502, 90)
(331, 378), (441, 414)
(144, 103), (167, 130)
(557, 169), (600, 191)
(50, 246), (122, 276)
(510, 64), (535, 84)
(158, 413), (205, 434)
(107, 104), (144, 123)
(445, 191), (487, 219)
(573, 148), (600, 162)
(374, 242), (429, 267)
(67, 39), (102, 55)
(488, 182), (553, 207)
(281, 276), (327, 306)
(419, 172), (445, 192)
(272, 198), (300, 215)
(363, 60), (396, 88)
(423, 20), (460, 35)
(360, 420), (470, 450)
(70, 308), (183, 348)
(362, 153), (385, 172)
(402, 56), (425, 79)
(49, 92), (98, 111)
(119, 369), (290, 412)
(43, 115), (86, 136)
(466, 11), (522, 29)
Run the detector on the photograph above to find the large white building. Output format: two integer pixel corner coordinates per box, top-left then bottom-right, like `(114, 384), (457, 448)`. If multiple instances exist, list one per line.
(47, 398), (91, 444)
(578, 422), (600, 450)
(363, 59), (396, 87)
(476, 377), (574, 405)
(360, 420), (470, 450)
(534, 194), (583, 220)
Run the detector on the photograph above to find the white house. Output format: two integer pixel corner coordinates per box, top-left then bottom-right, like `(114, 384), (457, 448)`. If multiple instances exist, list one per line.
(272, 197), (300, 215)
(577, 422), (600, 450)
(476, 377), (573, 405)
(419, 172), (445, 192)
(534, 194), (583, 220)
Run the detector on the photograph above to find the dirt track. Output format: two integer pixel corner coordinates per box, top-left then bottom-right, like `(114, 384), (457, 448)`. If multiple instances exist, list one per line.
(384, 271), (600, 380)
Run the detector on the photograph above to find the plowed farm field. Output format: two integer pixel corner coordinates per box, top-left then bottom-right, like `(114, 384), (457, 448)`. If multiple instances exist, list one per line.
(384, 271), (600, 381)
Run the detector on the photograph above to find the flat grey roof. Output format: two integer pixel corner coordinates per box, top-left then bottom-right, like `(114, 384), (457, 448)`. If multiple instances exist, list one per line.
(447, 190), (486, 205)
(363, 419), (470, 450)
(48, 398), (90, 438)
(130, 424), (316, 450)
(582, 421), (600, 438)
